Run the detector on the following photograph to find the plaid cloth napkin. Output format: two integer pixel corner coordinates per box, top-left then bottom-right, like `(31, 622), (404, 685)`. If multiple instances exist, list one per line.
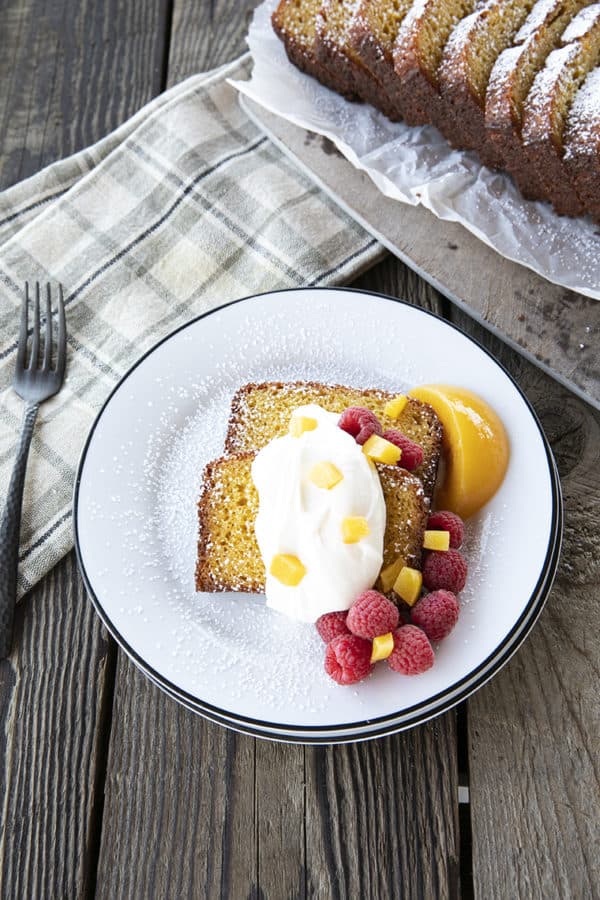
(0, 55), (382, 599)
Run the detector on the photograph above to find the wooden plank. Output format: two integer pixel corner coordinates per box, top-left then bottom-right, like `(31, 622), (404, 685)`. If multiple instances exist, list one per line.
(448, 311), (600, 898)
(95, 655), (259, 900)
(351, 252), (451, 317)
(167, 0), (262, 86)
(255, 741), (307, 897)
(0, 0), (172, 895)
(0, 553), (116, 899)
(305, 719), (460, 899)
(0, 0), (171, 189)
(239, 98), (600, 411)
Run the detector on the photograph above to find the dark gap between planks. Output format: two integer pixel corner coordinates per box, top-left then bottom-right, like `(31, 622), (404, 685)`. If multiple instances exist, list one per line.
(81, 7), (176, 897)
(457, 702), (474, 900)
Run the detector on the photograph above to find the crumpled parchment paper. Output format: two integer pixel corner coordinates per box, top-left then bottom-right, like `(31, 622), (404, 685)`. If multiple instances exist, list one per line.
(232, 0), (600, 300)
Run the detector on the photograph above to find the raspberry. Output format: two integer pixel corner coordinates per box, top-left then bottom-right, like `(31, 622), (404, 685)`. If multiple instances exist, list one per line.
(324, 634), (373, 685)
(422, 549), (468, 593)
(381, 430), (424, 470)
(338, 407), (383, 445)
(388, 625), (434, 675)
(427, 510), (464, 549)
(346, 590), (399, 639)
(316, 610), (350, 643)
(411, 590), (459, 642)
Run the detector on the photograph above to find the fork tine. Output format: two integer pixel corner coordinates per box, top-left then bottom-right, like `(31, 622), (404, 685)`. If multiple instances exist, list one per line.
(55, 284), (66, 379)
(43, 283), (53, 370)
(30, 282), (40, 369)
(16, 283), (29, 369)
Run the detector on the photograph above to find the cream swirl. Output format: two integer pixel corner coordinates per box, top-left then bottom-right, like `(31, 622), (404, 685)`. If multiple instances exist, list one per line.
(251, 404), (385, 622)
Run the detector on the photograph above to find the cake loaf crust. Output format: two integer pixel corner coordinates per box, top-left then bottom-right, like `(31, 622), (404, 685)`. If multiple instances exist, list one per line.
(518, 3), (600, 212)
(315, 0), (403, 118)
(196, 452), (264, 593)
(346, 0), (414, 117)
(438, 0), (538, 156)
(392, 0), (479, 127)
(563, 66), (600, 221)
(272, 0), (356, 98)
(483, 0), (591, 169)
(224, 380), (442, 501)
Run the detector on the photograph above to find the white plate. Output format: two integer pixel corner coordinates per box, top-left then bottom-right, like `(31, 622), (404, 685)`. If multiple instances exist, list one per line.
(74, 288), (562, 743)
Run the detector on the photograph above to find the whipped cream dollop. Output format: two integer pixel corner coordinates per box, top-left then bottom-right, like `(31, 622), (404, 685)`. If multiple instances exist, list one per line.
(251, 404), (386, 622)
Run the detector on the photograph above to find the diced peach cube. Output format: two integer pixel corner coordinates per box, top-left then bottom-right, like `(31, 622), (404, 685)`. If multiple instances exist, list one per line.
(384, 395), (408, 419)
(370, 632), (394, 662)
(362, 434), (402, 465)
(270, 554), (306, 586)
(341, 516), (370, 544)
(423, 530), (450, 551)
(309, 461), (343, 490)
(379, 557), (406, 593)
(289, 415), (318, 437)
(393, 566), (423, 606)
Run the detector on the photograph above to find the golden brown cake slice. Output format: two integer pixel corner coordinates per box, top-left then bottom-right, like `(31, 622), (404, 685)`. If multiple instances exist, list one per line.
(314, 0), (402, 118)
(483, 0), (592, 169)
(563, 66), (600, 221)
(392, 0), (479, 127)
(438, 0), (539, 155)
(517, 3), (600, 212)
(347, 0), (415, 99)
(195, 453), (428, 596)
(223, 380), (442, 501)
(271, 0), (351, 96)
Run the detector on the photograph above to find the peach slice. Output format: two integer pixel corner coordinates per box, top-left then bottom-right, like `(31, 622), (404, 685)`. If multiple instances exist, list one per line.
(409, 384), (509, 519)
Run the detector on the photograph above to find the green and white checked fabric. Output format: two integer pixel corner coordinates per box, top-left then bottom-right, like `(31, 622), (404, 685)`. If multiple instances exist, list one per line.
(0, 55), (382, 599)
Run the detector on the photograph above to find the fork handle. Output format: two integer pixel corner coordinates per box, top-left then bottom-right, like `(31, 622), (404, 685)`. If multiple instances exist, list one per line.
(0, 403), (39, 658)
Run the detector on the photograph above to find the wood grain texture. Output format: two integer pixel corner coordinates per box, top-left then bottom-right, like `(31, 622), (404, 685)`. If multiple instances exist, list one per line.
(352, 252), (451, 316)
(95, 655), (258, 900)
(305, 719), (460, 900)
(167, 0), (262, 86)
(0, 0), (171, 190)
(0, 553), (115, 899)
(0, 1), (172, 897)
(448, 311), (600, 899)
(255, 740), (306, 898)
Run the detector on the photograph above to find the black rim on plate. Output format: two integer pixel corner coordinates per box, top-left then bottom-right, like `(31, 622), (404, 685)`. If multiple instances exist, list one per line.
(73, 287), (563, 742)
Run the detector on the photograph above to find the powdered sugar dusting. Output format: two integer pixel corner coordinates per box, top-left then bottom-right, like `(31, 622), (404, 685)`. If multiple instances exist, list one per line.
(134, 306), (420, 715)
(76, 290), (554, 733)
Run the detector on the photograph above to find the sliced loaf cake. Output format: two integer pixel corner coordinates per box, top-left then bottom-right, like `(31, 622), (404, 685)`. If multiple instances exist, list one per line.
(347, 0), (415, 111)
(196, 453), (429, 595)
(483, 0), (592, 168)
(438, 0), (539, 154)
(392, 0), (479, 127)
(563, 66), (600, 220)
(224, 380), (442, 501)
(518, 3), (600, 212)
(315, 0), (402, 117)
(272, 0), (352, 96)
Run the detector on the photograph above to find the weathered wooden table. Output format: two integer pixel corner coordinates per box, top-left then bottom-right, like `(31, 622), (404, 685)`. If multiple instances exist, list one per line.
(1, 2), (598, 898)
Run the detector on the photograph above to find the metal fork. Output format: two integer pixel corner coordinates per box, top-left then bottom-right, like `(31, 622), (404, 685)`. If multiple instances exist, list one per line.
(0, 283), (67, 658)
